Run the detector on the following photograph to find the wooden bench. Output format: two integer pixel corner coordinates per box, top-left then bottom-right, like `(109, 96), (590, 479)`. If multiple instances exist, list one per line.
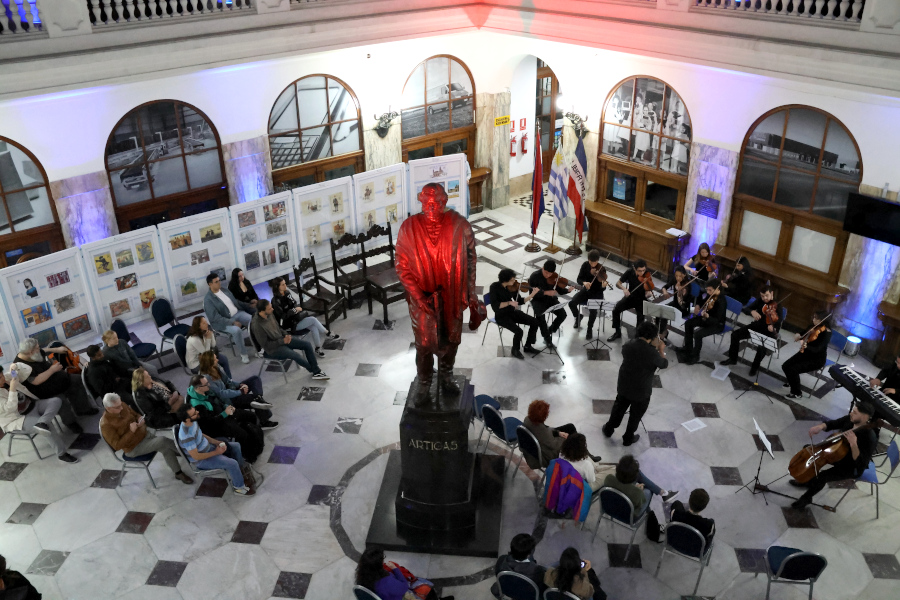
(292, 254), (347, 332)
(329, 223), (398, 310)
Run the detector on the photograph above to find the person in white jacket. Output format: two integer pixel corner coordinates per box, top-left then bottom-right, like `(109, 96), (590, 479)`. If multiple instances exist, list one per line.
(0, 363), (79, 463)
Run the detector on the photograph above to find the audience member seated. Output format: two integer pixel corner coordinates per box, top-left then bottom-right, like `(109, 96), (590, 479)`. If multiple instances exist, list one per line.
(16, 338), (96, 416)
(667, 488), (716, 547)
(543, 547), (607, 600)
(491, 533), (547, 598)
(0, 553), (42, 600)
(559, 434), (606, 491)
(176, 404), (256, 496)
(85, 345), (135, 407)
(186, 316), (232, 378)
(270, 276), (340, 357)
(132, 368), (184, 429)
(204, 272), (254, 364)
(250, 300), (329, 380)
(602, 454), (678, 518)
(355, 548), (454, 600)
(99, 393), (194, 484)
(197, 351), (277, 429)
(228, 268), (259, 308)
(187, 375), (264, 463)
(523, 400), (597, 469)
(1, 365), (79, 463)
(102, 329), (159, 377)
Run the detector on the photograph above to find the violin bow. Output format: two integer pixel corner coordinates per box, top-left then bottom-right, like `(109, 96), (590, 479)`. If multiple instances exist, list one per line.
(799, 311), (833, 342)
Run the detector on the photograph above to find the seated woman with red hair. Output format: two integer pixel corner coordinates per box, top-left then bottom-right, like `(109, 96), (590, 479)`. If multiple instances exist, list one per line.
(523, 400), (600, 469)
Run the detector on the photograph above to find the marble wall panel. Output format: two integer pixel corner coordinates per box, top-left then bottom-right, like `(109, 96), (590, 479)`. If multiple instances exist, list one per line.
(488, 92), (511, 209)
(364, 124), (401, 171)
(223, 136), (273, 205)
(683, 142), (739, 256)
(49, 171), (118, 246)
(474, 92), (496, 209)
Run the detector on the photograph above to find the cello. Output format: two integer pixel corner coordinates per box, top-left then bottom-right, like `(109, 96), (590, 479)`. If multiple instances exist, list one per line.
(787, 419), (884, 483)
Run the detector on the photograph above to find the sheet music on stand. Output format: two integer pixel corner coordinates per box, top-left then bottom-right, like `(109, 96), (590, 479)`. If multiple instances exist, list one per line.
(748, 330), (779, 354)
(754, 418), (775, 460)
(643, 301), (682, 330)
(582, 299), (615, 351)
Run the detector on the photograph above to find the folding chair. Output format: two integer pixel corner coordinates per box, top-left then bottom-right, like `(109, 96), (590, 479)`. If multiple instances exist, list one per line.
(473, 394), (500, 450)
(150, 297), (190, 356)
(352, 585), (384, 600)
(172, 425), (229, 486)
(4, 430), (45, 460)
(497, 570), (540, 600)
(210, 327), (237, 357)
(543, 588), (580, 600)
(847, 440), (899, 519)
(714, 295), (743, 350)
(809, 331), (848, 397)
(515, 425), (546, 487)
(763, 545), (827, 600)
(592, 487), (649, 560)
(481, 405), (522, 472)
(172, 335), (192, 375)
(482, 292), (510, 356)
(655, 521), (714, 596)
(103, 436), (157, 489)
(250, 329), (290, 383)
(111, 319), (162, 368)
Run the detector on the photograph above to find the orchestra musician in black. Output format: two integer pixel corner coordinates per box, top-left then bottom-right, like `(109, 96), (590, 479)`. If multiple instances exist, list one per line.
(781, 311), (832, 399)
(721, 285), (781, 377)
(568, 250), (609, 340)
(528, 260), (574, 338)
(489, 269), (551, 359)
(678, 279), (726, 365)
(607, 259), (653, 342)
(657, 266), (693, 344)
(721, 256), (753, 306)
(869, 354), (900, 404)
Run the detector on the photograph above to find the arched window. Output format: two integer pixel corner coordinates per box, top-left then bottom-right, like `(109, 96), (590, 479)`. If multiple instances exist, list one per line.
(401, 55), (476, 165)
(268, 75), (364, 191)
(536, 59), (563, 183)
(105, 100), (228, 232)
(724, 105), (860, 279)
(0, 137), (65, 267)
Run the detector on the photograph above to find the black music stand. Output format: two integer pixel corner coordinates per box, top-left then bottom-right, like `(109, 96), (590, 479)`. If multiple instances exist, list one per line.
(737, 418), (776, 504)
(539, 303), (566, 365)
(583, 299), (614, 350)
(735, 330), (779, 404)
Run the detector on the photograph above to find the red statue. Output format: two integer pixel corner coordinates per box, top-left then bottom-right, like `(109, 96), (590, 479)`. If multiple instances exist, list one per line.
(396, 183), (484, 405)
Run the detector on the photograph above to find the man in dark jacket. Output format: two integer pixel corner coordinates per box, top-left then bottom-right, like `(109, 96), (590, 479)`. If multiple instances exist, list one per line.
(85, 345), (135, 408)
(721, 284), (780, 376)
(603, 321), (668, 446)
(490, 534), (547, 598)
(668, 488), (716, 548)
(678, 279), (727, 365)
(0, 553), (41, 599)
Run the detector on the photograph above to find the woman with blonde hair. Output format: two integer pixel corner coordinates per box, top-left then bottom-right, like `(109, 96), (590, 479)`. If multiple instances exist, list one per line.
(132, 367), (183, 429)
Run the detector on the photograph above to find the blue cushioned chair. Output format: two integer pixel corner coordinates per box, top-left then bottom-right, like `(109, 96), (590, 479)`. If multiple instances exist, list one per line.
(764, 545), (827, 600)
(111, 318), (162, 368)
(656, 521), (714, 596)
(473, 394), (501, 451)
(810, 330), (848, 397)
(543, 589), (579, 600)
(497, 570), (540, 600)
(150, 297), (190, 357)
(689, 281), (701, 300)
(592, 487), (648, 560)
(103, 436), (157, 488)
(515, 425), (545, 486)
(352, 585), (383, 600)
(173, 334), (192, 375)
(714, 295), (744, 349)
(842, 440), (899, 518)
(482, 292), (512, 357)
(480, 404), (522, 472)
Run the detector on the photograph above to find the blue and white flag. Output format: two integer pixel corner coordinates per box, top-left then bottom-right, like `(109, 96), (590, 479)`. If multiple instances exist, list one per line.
(548, 147), (569, 223)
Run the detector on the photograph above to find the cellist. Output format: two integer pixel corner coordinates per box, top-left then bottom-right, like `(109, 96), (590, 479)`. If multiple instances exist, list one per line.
(489, 269), (550, 359)
(781, 311), (832, 399)
(788, 402), (877, 510)
(721, 285), (781, 377)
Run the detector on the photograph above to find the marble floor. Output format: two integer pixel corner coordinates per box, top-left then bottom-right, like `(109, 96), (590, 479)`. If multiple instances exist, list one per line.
(2, 203), (899, 600)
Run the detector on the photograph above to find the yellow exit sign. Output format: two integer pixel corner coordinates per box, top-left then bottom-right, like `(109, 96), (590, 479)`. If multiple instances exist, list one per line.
(494, 115), (510, 127)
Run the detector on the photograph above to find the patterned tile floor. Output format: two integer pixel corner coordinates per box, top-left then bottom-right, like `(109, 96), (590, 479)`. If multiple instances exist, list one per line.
(1, 204), (898, 600)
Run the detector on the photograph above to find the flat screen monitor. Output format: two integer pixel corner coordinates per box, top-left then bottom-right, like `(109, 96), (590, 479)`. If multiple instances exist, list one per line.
(843, 192), (900, 247)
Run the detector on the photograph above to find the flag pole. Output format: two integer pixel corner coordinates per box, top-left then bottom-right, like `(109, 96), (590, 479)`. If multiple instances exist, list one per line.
(524, 120), (542, 253)
(544, 223), (562, 253)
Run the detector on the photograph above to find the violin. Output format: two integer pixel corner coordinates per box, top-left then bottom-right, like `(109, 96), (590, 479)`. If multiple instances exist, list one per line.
(689, 286), (720, 319)
(723, 255), (743, 284)
(695, 254), (718, 275)
(788, 419), (884, 484)
(589, 265), (614, 291)
(637, 270), (656, 293)
(761, 301), (780, 326)
(504, 279), (533, 294)
(546, 272), (582, 291)
(800, 325), (827, 353)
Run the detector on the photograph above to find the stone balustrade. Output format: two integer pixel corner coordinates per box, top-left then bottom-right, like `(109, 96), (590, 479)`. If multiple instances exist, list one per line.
(86, 0), (253, 26)
(693, 0), (866, 24)
(0, 0), (42, 35)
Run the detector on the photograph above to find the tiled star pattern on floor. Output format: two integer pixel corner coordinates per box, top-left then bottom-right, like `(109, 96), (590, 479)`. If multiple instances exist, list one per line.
(1, 203), (896, 600)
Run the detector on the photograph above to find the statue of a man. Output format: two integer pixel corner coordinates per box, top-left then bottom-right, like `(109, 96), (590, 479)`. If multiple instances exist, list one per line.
(395, 183), (483, 405)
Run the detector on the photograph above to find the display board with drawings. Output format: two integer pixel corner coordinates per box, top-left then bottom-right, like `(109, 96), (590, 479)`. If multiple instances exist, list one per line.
(292, 176), (357, 265)
(407, 153), (470, 218)
(156, 208), (238, 310)
(0, 247), (101, 350)
(351, 163), (408, 235)
(230, 191), (296, 284)
(80, 227), (169, 330)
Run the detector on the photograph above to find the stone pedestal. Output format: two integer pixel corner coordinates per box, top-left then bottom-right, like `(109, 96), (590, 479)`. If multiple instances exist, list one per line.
(365, 376), (505, 557)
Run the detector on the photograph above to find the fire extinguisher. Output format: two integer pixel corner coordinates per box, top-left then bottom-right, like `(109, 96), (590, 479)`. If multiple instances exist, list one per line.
(520, 131), (528, 155)
(510, 133), (517, 157)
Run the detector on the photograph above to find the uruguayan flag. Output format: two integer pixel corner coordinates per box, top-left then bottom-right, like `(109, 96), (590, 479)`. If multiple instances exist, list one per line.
(549, 147), (569, 223)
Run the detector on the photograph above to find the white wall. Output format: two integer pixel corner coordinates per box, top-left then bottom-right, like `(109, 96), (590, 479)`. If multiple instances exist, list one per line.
(508, 55), (537, 181)
(1, 31), (900, 191)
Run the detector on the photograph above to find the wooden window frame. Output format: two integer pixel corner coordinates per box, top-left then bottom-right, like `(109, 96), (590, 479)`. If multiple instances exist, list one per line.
(268, 74), (365, 190)
(104, 100), (229, 233)
(401, 55), (476, 166)
(726, 105), (862, 282)
(0, 136), (65, 268)
(536, 63), (561, 183)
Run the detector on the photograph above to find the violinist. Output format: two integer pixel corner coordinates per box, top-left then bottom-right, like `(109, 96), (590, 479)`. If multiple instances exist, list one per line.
(657, 266), (694, 343)
(788, 402), (877, 510)
(684, 243), (716, 282)
(721, 285), (781, 377)
(721, 257), (753, 306)
(569, 250), (608, 341)
(781, 311), (832, 399)
(869, 354), (900, 404)
(528, 260), (574, 338)
(677, 279), (726, 365)
(489, 269), (551, 359)
(607, 259), (652, 343)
